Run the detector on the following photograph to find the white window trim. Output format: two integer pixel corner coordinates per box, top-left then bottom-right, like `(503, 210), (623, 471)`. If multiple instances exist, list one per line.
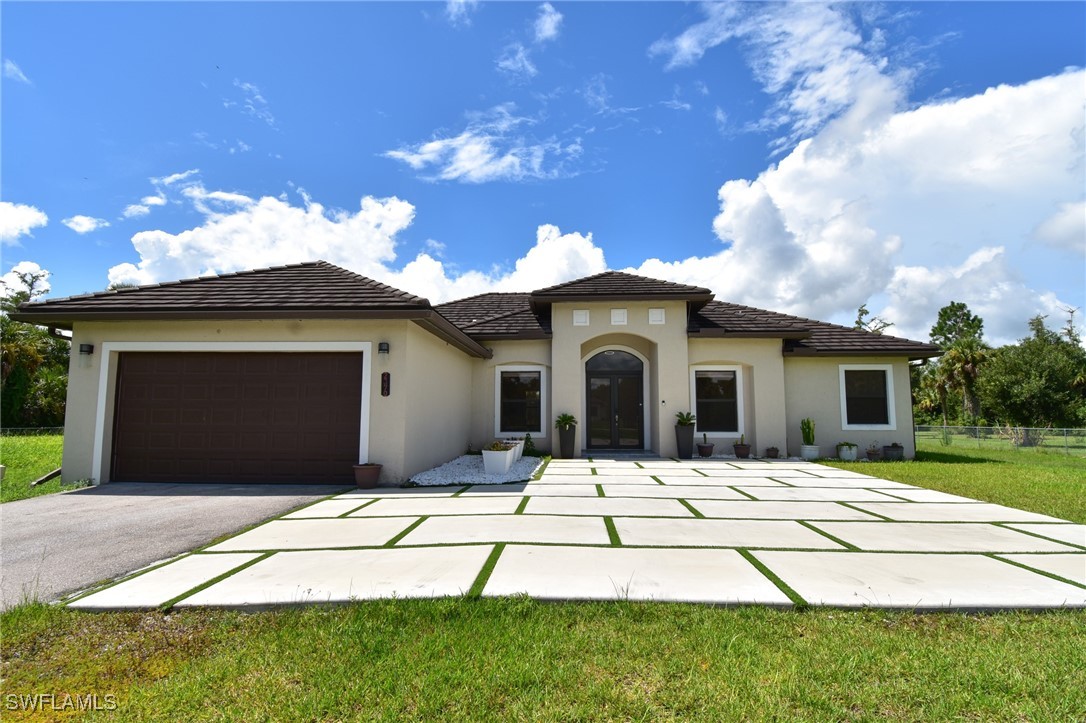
(494, 365), (547, 438)
(572, 309), (590, 326)
(610, 308), (627, 326)
(92, 341), (373, 485)
(689, 365), (745, 438)
(839, 363), (897, 431)
(648, 308), (665, 325)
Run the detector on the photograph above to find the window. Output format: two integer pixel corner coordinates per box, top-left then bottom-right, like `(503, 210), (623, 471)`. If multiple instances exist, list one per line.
(610, 308), (627, 325)
(648, 308), (665, 325)
(839, 364), (896, 429)
(495, 366), (546, 435)
(573, 309), (589, 326)
(691, 367), (743, 434)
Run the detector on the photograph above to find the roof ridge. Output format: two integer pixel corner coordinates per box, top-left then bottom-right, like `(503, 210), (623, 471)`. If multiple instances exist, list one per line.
(313, 260), (430, 305)
(531, 270), (712, 296)
(436, 291), (530, 307)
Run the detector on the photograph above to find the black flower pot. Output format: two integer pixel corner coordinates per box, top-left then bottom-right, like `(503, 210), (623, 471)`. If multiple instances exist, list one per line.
(675, 425), (695, 459)
(882, 444), (904, 461)
(733, 444), (751, 459)
(697, 443), (715, 458)
(558, 426), (576, 459)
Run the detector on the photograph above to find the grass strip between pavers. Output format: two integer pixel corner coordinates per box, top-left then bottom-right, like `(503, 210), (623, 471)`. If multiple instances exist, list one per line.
(514, 497), (529, 515)
(159, 552), (275, 610)
(677, 499), (706, 519)
(837, 501), (894, 521)
(451, 485), (471, 497)
(590, 467), (598, 475)
(730, 487), (760, 501)
(466, 543), (506, 598)
(604, 517), (622, 546)
(384, 516), (429, 546)
(738, 548), (808, 608)
(796, 520), (861, 550)
(596, 483), (605, 497)
(652, 475), (666, 485)
(531, 456), (551, 480)
(338, 498), (379, 517)
(985, 553), (1086, 590)
(60, 552), (198, 607)
(992, 522), (1086, 550)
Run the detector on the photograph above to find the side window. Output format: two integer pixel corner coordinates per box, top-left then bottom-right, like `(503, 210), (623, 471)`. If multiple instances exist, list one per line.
(498, 370), (543, 433)
(840, 365), (895, 429)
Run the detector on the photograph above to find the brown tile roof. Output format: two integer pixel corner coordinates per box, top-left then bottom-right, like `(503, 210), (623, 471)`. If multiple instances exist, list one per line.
(531, 271), (713, 303)
(11, 261), (492, 358)
(435, 293), (550, 339)
(692, 301), (939, 358)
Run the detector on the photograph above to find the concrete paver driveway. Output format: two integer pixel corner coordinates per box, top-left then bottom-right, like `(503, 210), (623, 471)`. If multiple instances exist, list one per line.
(1, 482), (346, 610)
(66, 460), (1086, 611)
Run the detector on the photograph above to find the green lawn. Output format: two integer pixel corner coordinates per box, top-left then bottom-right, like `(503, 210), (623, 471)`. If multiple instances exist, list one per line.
(820, 440), (1086, 524)
(2, 441), (1084, 721)
(2, 600), (1083, 721)
(0, 433), (81, 503)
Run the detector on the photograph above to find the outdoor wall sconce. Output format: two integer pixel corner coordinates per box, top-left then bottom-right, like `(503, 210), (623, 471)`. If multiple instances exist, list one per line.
(378, 342), (390, 354)
(79, 344), (94, 355)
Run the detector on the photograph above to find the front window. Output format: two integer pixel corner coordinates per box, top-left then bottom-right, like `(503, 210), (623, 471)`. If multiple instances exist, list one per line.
(840, 364), (896, 429)
(499, 370), (542, 433)
(694, 369), (739, 433)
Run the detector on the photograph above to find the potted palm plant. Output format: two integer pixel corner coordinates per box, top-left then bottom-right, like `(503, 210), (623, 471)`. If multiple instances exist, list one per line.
(555, 413), (577, 459)
(799, 417), (819, 460)
(697, 433), (715, 458)
(732, 434), (751, 459)
(675, 411), (696, 459)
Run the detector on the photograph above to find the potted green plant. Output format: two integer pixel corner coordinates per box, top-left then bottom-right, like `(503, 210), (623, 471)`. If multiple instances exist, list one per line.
(353, 463), (382, 488)
(799, 417), (819, 460)
(866, 442), (880, 460)
(554, 413), (577, 459)
(697, 433), (715, 458)
(482, 440), (517, 474)
(764, 446), (779, 459)
(675, 411), (696, 459)
(882, 442), (905, 461)
(836, 441), (858, 462)
(732, 434), (751, 459)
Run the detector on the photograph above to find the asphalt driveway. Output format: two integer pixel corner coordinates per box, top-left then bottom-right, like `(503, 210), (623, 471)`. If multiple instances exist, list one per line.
(0, 482), (346, 610)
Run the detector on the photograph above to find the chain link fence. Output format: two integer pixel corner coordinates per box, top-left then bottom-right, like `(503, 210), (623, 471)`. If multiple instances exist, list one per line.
(915, 425), (1086, 457)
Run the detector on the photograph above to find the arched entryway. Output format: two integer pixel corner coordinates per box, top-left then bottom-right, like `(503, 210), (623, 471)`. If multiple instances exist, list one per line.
(585, 350), (644, 449)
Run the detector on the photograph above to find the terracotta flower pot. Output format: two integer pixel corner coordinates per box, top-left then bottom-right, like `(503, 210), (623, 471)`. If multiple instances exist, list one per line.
(353, 463), (382, 488)
(697, 443), (715, 458)
(732, 444), (751, 459)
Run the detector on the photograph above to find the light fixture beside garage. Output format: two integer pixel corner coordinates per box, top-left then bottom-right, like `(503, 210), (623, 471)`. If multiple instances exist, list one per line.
(79, 344), (94, 355)
(378, 342), (390, 354)
(78, 344), (94, 369)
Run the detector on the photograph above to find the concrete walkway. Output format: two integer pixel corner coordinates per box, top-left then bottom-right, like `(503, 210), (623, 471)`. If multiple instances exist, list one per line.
(66, 459), (1086, 611)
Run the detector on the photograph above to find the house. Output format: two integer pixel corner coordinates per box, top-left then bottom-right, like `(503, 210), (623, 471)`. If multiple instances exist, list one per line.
(12, 261), (940, 485)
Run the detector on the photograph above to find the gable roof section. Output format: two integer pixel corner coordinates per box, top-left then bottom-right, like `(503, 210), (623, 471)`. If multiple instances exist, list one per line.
(11, 261), (491, 358)
(435, 293), (550, 339)
(530, 271), (713, 306)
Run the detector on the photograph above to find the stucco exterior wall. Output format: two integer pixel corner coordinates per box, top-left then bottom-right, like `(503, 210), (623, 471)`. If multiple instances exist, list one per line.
(687, 337), (787, 455)
(782, 356), (916, 458)
(550, 301), (689, 456)
(61, 318), (437, 484)
(469, 339), (552, 451)
(400, 322), (475, 480)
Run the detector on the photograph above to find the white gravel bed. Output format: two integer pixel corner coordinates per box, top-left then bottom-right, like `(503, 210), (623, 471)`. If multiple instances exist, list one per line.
(409, 454), (545, 486)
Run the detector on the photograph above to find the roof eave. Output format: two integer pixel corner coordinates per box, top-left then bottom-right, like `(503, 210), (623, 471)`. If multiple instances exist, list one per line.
(689, 329), (812, 340)
(783, 347), (943, 360)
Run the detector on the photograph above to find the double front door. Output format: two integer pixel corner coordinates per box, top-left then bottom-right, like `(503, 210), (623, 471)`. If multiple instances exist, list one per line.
(586, 350), (644, 449)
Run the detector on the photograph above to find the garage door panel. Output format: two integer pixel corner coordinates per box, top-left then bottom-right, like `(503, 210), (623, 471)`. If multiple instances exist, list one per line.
(112, 352), (363, 484)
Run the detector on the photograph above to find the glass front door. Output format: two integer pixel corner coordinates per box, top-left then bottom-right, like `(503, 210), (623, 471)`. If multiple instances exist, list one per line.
(586, 351), (644, 449)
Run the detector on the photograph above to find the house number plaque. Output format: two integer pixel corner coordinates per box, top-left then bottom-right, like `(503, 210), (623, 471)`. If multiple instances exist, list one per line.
(381, 372), (391, 397)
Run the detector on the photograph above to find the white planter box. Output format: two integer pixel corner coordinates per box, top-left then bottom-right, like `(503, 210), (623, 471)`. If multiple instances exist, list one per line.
(482, 448), (516, 474)
(800, 444), (820, 461)
(836, 445), (858, 461)
(505, 439), (525, 461)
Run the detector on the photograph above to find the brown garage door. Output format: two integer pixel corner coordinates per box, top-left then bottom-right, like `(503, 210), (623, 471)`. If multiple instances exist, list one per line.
(111, 352), (363, 483)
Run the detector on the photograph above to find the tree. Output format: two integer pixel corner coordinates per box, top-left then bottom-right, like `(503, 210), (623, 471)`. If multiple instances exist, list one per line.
(854, 303), (893, 335)
(930, 301), (984, 349)
(942, 337), (988, 421)
(976, 315), (1086, 434)
(1, 268), (70, 427)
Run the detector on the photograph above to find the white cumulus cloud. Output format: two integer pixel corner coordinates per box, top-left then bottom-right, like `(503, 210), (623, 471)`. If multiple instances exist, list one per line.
(1032, 200), (1086, 255)
(62, 215), (110, 234)
(0, 201), (48, 245)
(632, 69), (1085, 346)
(107, 180), (606, 304)
(534, 3), (563, 44)
(445, 0), (478, 26)
(496, 43), (538, 80)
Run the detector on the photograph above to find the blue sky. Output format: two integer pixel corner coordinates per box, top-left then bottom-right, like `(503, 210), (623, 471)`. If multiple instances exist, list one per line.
(2, 1), (1083, 344)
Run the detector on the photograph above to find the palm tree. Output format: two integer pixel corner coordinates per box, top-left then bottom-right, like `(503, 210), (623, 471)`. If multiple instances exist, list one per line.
(943, 337), (988, 422)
